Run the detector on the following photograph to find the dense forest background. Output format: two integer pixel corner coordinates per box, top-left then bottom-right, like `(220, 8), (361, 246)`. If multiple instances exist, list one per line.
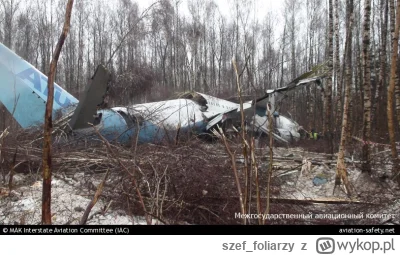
(0, 0), (399, 145)
(1, 0), (400, 223)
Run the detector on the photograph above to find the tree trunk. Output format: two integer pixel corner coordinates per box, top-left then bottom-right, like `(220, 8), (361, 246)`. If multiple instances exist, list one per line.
(334, 0), (341, 132)
(42, 0), (74, 225)
(335, 0), (354, 197)
(393, 0), (400, 130)
(361, 0), (372, 173)
(387, 0), (400, 184)
(372, 0), (388, 134)
(324, 0), (334, 155)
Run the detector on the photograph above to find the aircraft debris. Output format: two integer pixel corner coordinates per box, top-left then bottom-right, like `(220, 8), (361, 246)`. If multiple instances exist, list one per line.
(0, 42), (325, 145)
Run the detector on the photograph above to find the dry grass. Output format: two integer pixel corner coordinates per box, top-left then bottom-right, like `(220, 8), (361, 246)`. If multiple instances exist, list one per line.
(0, 127), (398, 225)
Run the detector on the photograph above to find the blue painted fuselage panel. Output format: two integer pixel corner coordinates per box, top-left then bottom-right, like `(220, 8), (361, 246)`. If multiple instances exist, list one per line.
(0, 42), (209, 145)
(96, 109), (207, 145)
(0, 42), (78, 128)
(96, 109), (131, 143)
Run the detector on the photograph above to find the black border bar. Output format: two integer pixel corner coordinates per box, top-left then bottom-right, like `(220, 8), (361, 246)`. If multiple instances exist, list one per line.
(0, 225), (398, 235)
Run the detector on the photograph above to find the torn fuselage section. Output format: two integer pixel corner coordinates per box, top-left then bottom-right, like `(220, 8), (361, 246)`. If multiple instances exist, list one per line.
(177, 91), (302, 143)
(217, 106), (301, 144)
(197, 92), (302, 143)
(110, 98), (210, 144)
(252, 113), (301, 143)
(69, 108), (132, 144)
(70, 90), (303, 146)
(68, 95), (211, 145)
(113, 92), (240, 144)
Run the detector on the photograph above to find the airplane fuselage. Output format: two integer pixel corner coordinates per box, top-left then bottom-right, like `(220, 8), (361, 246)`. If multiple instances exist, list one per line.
(0, 41), (304, 145)
(90, 96), (301, 145)
(83, 99), (206, 144)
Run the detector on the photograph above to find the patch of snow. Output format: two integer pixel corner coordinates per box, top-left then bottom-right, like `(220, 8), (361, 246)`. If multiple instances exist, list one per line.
(0, 176), (148, 225)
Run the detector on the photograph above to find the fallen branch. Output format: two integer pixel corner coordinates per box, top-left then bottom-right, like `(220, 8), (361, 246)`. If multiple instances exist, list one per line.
(79, 168), (110, 225)
(266, 197), (375, 205)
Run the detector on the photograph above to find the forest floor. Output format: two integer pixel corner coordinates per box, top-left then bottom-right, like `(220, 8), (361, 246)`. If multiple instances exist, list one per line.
(0, 132), (399, 225)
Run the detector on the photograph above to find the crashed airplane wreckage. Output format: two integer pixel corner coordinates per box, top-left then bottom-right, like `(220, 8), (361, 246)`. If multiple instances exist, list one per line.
(0, 42), (325, 145)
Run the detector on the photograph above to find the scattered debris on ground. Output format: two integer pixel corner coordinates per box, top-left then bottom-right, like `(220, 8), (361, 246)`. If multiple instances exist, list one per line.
(0, 131), (399, 225)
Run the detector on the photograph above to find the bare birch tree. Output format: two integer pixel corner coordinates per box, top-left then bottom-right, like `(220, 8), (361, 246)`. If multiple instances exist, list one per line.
(361, 0), (372, 173)
(324, 0), (334, 154)
(335, 0), (354, 196)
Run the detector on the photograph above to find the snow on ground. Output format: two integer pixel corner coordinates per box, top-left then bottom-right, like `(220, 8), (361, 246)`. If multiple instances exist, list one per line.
(1, 145), (399, 225)
(268, 147), (400, 224)
(270, 147), (397, 199)
(0, 174), (153, 225)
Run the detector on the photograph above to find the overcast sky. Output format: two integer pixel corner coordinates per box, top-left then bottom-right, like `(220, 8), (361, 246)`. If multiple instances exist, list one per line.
(124, 0), (286, 47)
